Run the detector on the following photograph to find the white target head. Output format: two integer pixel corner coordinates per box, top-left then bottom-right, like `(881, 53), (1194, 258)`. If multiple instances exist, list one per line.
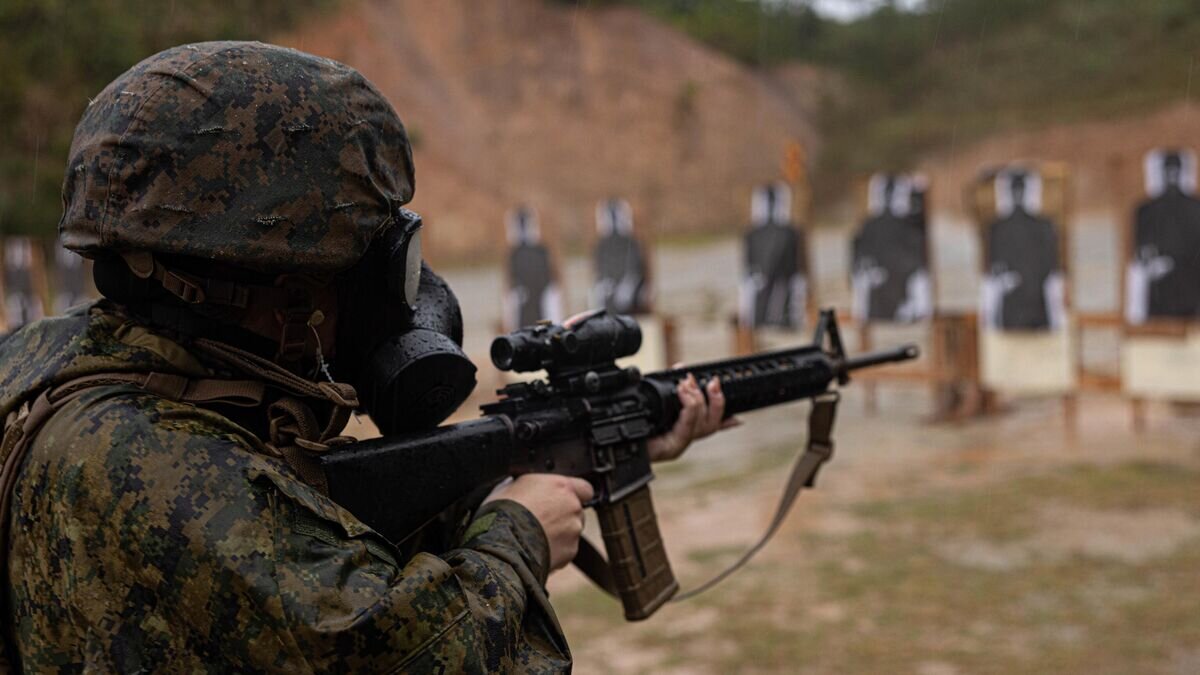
(506, 206), (541, 246)
(1144, 148), (1198, 198)
(596, 198), (634, 236)
(994, 167), (1043, 218)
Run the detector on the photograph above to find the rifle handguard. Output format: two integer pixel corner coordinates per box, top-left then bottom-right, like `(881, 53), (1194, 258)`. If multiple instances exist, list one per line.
(595, 485), (679, 620)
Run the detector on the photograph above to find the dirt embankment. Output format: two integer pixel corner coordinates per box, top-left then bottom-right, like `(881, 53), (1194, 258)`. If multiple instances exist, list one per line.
(918, 103), (1200, 224)
(280, 0), (822, 263)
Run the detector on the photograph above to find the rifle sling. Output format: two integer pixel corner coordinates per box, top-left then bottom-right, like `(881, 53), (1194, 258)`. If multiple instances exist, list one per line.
(573, 392), (840, 602)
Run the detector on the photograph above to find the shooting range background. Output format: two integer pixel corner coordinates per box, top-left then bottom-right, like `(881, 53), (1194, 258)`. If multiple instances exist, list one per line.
(6, 0), (1200, 672)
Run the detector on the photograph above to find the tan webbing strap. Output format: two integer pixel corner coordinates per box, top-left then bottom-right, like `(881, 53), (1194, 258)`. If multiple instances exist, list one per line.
(0, 396), (47, 668)
(573, 393), (841, 602)
(122, 250), (292, 310)
(0, 353), (343, 665)
(28, 372), (267, 410)
(193, 338), (359, 484)
(573, 535), (619, 596)
(0, 372), (267, 550)
(170, 377), (268, 407)
(266, 396), (349, 495)
(191, 338), (359, 415)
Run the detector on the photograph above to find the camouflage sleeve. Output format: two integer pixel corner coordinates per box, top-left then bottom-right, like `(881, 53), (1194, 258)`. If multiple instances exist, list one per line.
(10, 389), (570, 673)
(267, 472), (572, 673)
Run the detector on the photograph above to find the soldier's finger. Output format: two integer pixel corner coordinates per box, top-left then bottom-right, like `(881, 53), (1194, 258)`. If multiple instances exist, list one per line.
(566, 477), (595, 503)
(704, 377), (726, 431)
(675, 391), (698, 433)
(673, 385), (700, 444)
(721, 416), (744, 430)
(678, 375), (699, 409)
(687, 377), (706, 438)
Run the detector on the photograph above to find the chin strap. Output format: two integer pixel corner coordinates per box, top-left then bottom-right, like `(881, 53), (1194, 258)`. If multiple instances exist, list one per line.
(122, 250), (264, 308)
(573, 392), (840, 602)
(120, 251), (327, 367)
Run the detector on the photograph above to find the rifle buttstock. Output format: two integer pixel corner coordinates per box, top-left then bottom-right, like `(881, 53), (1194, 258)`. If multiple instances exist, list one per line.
(595, 485), (679, 620)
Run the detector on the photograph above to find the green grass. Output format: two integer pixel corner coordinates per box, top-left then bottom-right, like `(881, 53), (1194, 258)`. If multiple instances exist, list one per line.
(562, 459), (1200, 673)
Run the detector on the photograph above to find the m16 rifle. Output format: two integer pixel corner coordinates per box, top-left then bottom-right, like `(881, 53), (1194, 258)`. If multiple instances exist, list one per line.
(320, 309), (917, 620)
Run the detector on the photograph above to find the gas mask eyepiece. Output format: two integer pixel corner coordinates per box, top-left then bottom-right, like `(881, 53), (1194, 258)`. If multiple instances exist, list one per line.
(337, 211), (477, 436)
(384, 208), (424, 310)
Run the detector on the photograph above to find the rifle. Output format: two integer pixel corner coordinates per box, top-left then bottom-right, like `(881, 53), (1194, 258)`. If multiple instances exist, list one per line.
(319, 308), (917, 620)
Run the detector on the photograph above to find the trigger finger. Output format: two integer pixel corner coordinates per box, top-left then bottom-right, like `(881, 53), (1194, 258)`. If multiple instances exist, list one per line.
(688, 379), (705, 435)
(567, 477), (595, 503)
(676, 384), (699, 431)
(706, 378), (726, 428)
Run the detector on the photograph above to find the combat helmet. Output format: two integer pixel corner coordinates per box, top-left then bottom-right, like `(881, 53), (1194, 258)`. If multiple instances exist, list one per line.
(60, 41), (414, 281)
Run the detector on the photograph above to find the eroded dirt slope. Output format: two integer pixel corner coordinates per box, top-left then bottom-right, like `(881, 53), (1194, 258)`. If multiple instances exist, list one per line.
(280, 0), (820, 262)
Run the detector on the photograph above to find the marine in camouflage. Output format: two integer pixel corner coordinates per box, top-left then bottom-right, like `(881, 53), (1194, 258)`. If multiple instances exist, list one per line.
(3, 304), (571, 671)
(3, 40), (573, 672)
(60, 41), (414, 274)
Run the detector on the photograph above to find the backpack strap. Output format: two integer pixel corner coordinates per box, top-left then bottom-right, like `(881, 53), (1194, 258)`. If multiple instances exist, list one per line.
(0, 371), (266, 667)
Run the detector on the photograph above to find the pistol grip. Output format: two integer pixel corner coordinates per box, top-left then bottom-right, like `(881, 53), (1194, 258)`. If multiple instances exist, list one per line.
(594, 485), (679, 620)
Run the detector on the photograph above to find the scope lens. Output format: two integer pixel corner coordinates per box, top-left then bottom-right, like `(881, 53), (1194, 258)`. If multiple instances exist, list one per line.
(560, 332), (579, 354)
(490, 337), (516, 371)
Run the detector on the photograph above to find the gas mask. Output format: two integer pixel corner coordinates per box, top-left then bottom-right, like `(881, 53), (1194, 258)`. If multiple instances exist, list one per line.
(336, 209), (478, 436)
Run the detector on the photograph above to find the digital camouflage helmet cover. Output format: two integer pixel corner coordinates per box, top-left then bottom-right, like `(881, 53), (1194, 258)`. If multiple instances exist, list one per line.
(59, 41), (415, 274)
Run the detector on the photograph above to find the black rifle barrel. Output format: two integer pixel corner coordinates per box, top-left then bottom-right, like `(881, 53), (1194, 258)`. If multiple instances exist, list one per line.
(844, 344), (920, 373)
(644, 342), (919, 419)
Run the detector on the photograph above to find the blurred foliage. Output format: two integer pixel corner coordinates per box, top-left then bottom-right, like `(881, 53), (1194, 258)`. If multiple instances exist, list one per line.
(0, 0), (337, 236)
(564, 0), (1200, 205)
(556, 0), (825, 65)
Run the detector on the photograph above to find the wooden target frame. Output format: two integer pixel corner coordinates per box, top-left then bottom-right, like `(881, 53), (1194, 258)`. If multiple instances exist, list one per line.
(499, 205), (567, 334)
(587, 197), (679, 370)
(589, 198), (655, 317)
(847, 172), (957, 416)
(967, 162), (1081, 428)
(1113, 148), (1200, 430)
(731, 140), (818, 356)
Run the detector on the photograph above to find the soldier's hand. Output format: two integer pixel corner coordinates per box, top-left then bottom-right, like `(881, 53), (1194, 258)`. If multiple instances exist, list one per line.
(485, 474), (594, 571)
(647, 372), (742, 463)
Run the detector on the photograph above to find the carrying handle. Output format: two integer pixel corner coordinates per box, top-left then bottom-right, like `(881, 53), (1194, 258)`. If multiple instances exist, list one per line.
(594, 485), (679, 620)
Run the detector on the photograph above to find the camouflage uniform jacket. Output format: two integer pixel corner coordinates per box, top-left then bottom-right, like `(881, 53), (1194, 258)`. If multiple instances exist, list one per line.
(1, 304), (572, 672)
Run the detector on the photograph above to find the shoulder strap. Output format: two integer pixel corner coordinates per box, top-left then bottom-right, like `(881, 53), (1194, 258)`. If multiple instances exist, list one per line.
(0, 371), (266, 667)
(573, 393), (840, 602)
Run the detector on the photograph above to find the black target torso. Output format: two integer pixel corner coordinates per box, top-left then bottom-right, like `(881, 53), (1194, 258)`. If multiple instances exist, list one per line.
(593, 233), (648, 314)
(986, 210), (1061, 330)
(509, 243), (554, 327)
(1133, 188), (1200, 318)
(744, 223), (806, 327)
(853, 212), (928, 321)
